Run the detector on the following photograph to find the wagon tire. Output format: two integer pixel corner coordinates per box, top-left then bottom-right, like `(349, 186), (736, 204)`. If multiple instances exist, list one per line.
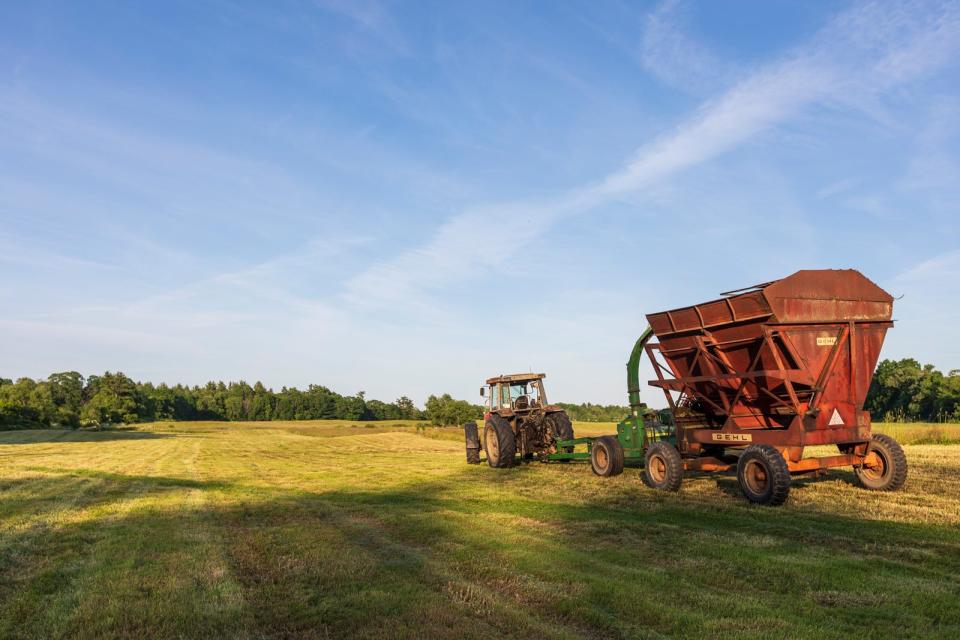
(464, 421), (481, 464)
(591, 436), (624, 477)
(643, 442), (683, 491)
(737, 444), (791, 506)
(484, 416), (516, 468)
(855, 433), (907, 491)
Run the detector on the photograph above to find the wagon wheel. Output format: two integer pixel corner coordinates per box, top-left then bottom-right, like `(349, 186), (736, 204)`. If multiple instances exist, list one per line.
(736, 445), (791, 506)
(643, 442), (683, 491)
(855, 434), (907, 491)
(590, 436), (624, 477)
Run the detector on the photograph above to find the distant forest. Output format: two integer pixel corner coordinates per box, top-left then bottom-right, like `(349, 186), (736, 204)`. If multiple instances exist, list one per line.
(866, 358), (960, 422)
(0, 371), (634, 430)
(0, 358), (956, 430)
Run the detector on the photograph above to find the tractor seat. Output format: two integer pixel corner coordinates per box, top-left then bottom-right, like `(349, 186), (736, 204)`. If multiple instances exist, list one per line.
(514, 395), (530, 410)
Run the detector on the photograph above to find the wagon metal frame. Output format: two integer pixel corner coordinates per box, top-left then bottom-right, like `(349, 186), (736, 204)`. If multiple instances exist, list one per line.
(644, 320), (890, 474)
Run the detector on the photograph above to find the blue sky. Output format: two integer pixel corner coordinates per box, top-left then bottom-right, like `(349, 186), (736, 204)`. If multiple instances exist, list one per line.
(1, 0), (958, 407)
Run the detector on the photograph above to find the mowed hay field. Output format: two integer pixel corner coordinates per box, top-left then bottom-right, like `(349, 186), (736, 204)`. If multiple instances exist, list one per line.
(2, 421), (960, 639)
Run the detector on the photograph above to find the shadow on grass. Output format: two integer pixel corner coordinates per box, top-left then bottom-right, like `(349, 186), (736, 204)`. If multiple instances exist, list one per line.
(709, 467), (871, 497)
(2, 466), (959, 639)
(0, 468), (234, 525)
(10, 466), (233, 490)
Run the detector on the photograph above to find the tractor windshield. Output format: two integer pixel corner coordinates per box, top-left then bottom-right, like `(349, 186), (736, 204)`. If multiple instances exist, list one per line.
(513, 382), (542, 406)
(495, 380), (543, 409)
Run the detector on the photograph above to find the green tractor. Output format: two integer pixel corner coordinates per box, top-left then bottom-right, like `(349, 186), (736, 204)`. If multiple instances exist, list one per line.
(464, 329), (674, 476)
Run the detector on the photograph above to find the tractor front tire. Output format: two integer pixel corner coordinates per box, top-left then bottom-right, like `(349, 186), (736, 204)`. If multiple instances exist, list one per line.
(643, 442), (683, 491)
(737, 445), (791, 506)
(484, 416), (516, 468)
(591, 436), (624, 477)
(464, 421), (481, 464)
(855, 434), (907, 491)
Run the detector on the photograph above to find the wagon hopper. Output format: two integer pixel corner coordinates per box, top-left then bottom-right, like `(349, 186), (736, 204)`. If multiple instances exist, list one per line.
(638, 268), (906, 503)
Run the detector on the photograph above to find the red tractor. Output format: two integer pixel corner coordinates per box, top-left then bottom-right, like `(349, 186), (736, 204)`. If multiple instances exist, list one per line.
(463, 373), (573, 467)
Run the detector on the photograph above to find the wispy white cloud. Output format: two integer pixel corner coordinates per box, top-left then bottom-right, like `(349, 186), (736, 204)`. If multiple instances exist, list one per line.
(639, 0), (732, 92)
(815, 177), (861, 199)
(0, 233), (118, 272)
(885, 249), (960, 371)
(123, 235), (373, 315)
(345, 0), (960, 310)
(0, 234), (367, 388)
(840, 96), (960, 221)
(0, 92), (327, 238)
(893, 249), (960, 284)
(313, 0), (411, 56)
(0, 319), (184, 353)
(843, 194), (902, 220)
(899, 98), (960, 197)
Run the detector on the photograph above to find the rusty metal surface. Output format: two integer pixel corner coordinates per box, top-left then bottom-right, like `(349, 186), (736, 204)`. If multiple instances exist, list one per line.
(645, 269), (893, 452)
(485, 373), (546, 385)
(785, 451), (881, 474)
(764, 269), (893, 323)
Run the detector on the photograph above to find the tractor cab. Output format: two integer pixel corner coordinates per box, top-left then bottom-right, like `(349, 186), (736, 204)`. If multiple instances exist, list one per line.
(481, 373), (548, 413)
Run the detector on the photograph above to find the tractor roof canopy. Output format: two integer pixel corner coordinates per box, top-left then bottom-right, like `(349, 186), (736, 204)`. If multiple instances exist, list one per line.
(485, 373), (546, 385)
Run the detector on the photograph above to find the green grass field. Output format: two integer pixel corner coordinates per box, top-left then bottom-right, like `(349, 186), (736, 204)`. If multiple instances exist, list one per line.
(2, 420), (959, 639)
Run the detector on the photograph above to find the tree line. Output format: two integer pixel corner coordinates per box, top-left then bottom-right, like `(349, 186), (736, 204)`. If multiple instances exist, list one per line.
(0, 371), (423, 429)
(420, 397), (641, 426)
(555, 402), (641, 422)
(0, 370), (638, 431)
(866, 358), (960, 422)
(1, 357), (956, 430)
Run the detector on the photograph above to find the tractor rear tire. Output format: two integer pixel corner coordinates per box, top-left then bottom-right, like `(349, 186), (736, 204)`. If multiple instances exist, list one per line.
(591, 436), (624, 477)
(484, 416), (516, 468)
(643, 442), (683, 491)
(855, 434), (907, 491)
(737, 445), (791, 506)
(464, 421), (480, 464)
(549, 412), (574, 440)
(548, 411), (575, 461)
